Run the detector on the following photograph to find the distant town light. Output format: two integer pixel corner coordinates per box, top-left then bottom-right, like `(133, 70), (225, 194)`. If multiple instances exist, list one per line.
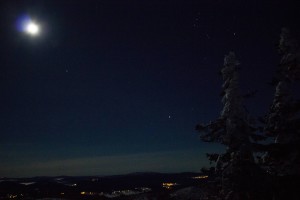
(162, 182), (178, 189)
(192, 175), (209, 179)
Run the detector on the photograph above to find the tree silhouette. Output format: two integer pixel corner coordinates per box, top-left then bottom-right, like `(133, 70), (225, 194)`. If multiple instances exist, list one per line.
(196, 29), (300, 200)
(261, 28), (300, 199)
(263, 28), (300, 176)
(196, 52), (266, 199)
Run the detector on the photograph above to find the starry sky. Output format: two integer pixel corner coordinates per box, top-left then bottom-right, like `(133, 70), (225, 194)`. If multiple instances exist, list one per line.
(0, 0), (299, 177)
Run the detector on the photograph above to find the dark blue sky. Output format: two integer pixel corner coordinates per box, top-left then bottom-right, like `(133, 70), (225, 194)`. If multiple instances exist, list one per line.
(0, 0), (298, 177)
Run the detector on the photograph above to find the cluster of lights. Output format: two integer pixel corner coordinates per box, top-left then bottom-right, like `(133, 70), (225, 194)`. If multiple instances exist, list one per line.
(80, 191), (98, 196)
(91, 178), (99, 182)
(192, 175), (209, 179)
(80, 188), (152, 197)
(7, 194), (18, 199)
(6, 193), (24, 199)
(162, 182), (178, 189)
(136, 187), (152, 192)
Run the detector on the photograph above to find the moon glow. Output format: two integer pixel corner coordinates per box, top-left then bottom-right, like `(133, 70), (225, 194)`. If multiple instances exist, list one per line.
(25, 22), (39, 35)
(17, 15), (41, 36)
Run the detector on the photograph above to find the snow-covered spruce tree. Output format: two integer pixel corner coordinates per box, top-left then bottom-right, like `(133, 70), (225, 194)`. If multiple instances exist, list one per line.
(264, 28), (300, 176)
(196, 52), (266, 200)
(261, 29), (300, 199)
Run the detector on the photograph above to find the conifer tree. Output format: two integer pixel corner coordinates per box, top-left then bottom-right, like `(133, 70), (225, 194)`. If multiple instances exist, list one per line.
(196, 52), (263, 199)
(196, 29), (300, 199)
(264, 28), (300, 176)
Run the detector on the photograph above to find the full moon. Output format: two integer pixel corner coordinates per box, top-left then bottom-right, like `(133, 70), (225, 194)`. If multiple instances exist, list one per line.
(25, 21), (40, 36)
(16, 15), (42, 37)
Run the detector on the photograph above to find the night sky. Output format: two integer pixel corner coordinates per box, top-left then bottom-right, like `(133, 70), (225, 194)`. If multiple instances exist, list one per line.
(0, 0), (298, 177)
